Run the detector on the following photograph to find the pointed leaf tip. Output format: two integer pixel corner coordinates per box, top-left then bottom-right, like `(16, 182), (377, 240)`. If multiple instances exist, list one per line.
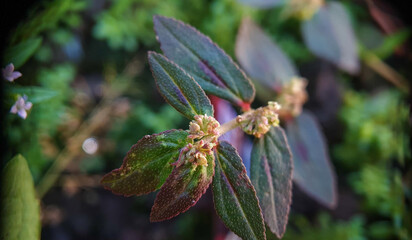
(101, 130), (188, 196)
(251, 127), (293, 238)
(153, 15), (255, 107)
(148, 51), (213, 120)
(212, 141), (266, 240)
(150, 154), (215, 222)
(286, 111), (337, 208)
(1, 155), (41, 240)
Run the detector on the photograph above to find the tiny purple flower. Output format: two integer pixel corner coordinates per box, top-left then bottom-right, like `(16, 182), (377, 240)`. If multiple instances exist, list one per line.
(10, 95), (33, 119)
(3, 63), (22, 82)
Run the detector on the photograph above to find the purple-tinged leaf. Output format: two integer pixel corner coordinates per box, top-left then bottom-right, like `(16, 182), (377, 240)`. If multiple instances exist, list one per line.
(101, 130), (188, 196)
(302, 2), (359, 74)
(148, 52), (213, 120)
(212, 141), (265, 240)
(237, 0), (285, 8)
(150, 154), (215, 222)
(286, 111), (337, 208)
(251, 127), (293, 238)
(236, 18), (298, 90)
(153, 16), (255, 109)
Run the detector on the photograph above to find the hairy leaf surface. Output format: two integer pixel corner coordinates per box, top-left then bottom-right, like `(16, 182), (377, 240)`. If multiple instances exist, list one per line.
(251, 127), (293, 238)
(153, 15), (255, 108)
(1, 155), (41, 240)
(150, 154), (215, 222)
(212, 141), (265, 240)
(148, 52), (213, 119)
(101, 130), (188, 196)
(236, 18), (298, 90)
(286, 111), (337, 208)
(302, 2), (359, 74)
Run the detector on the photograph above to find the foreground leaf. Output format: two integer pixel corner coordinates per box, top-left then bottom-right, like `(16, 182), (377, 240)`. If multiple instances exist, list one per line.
(1, 155), (41, 240)
(4, 37), (43, 68)
(236, 18), (298, 90)
(212, 141), (265, 240)
(153, 15), (255, 108)
(148, 52), (213, 119)
(150, 154), (215, 222)
(302, 2), (359, 74)
(251, 127), (293, 238)
(286, 111), (337, 208)
(101, 130), (188, 196)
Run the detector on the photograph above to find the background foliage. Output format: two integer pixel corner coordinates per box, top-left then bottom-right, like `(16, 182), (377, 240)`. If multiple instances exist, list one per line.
(1, 0), (410, 239)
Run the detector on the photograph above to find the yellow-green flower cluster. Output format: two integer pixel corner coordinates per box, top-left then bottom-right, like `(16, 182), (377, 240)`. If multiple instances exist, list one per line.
(175, 115), (220, 167)
(277, 77), (308, 118)
(237, 101), (281, 138)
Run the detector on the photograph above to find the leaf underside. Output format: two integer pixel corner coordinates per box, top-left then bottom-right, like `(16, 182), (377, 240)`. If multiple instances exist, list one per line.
(1, 155), (41, 240)
(236, 18), (298, 90)
(150, 154), (215, 222)
(237, 0), (284, 8)
(250, 127), (293, 238)
(286, 111), (337, 208)
(302, 2), (359, 74)
(153, 15), (255, 107)
(148, 52), (214, 120)
(212, 141), (266, 240)
(101, 130), (188, 197)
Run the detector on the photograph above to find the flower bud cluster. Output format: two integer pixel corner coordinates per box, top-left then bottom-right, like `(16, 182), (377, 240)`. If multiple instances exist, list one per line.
(174, 115), (220, 167)
(237, 101), (281, 138)
(277, 77), (308, 118)
(283, 0), (324, 20)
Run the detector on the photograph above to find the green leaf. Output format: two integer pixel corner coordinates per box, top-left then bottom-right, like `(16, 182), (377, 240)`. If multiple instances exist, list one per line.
(101, 130), (188, 196)
(1, 155), (41, 240)
(212, 141), (266, 240)
(373, 29), (410, 59)
(286, 111), (337, 208)
(4, 37), (43, 68)
(236, 18), (298, 90)
(150, 154), (215, 222)
(148, 52), (214, 120)
(250, 127), (293, 238)
(8, 86), (58, 103)
(153, 15), (255, 109)
(302, 2), (359, 74)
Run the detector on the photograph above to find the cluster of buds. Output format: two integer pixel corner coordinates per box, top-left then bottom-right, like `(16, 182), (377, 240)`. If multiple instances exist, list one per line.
(174, 115), (220, 167)
(283, 0), (324, 20)
(188, 115), (220, 141)
(237, 101), (281, 138)
(277, 77), (308, 119)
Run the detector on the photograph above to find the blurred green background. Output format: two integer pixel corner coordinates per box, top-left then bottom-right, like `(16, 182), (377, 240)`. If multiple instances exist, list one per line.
(1, 0), (411, 239)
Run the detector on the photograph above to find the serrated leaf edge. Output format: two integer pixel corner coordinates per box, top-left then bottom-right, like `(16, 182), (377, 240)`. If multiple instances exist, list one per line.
(153, 15), (256, 105)
(101, 129), (185, 197)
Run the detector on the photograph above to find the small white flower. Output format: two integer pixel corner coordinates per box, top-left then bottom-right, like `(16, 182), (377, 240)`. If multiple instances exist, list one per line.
(3, 63), (22, 82)
(10, 95), (33, 119)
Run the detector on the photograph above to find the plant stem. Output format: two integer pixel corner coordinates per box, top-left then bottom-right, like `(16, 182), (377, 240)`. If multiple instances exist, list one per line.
(218, 110), (254, 137)
(36, 103), (113, 198)
(36, 59), (140, 199)
(361, 50), (410, 93)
